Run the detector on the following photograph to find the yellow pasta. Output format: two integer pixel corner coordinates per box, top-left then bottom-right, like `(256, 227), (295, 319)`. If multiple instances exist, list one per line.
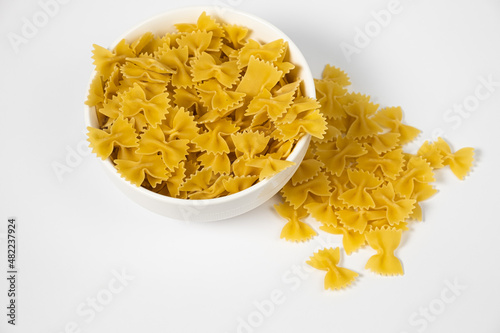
(339, 169), (382, 209)
(274, 201), (316, 242)
(87, 14), (476, 291)
(418, 137), (475, 180)
(306, 248), (358, 290)
(274, 64), (474, 290)
(87, 115), (139, 159)
(236, 56), (283, 97)
(364, 227), (404, 276)
(120, 83), (171, 127)
(315, 136), (367, 176)
(371, 183), (415, 226)
(87, 11), (325, 198)
(237, 38), (285, 68)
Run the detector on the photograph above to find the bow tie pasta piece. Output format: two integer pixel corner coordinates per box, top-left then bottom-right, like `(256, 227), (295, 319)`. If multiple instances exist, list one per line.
(418, 140), (444, 169)
(306, 247), (358, 290)
(393, 156), (435, 198)
(275, 108), (327, 141)
(196, 79), (246, 111)
(276, 96), (321, 124)
(362, 131), (401, 154)
(175, 11), (225, 38)
(87, 115), (139, 160)
(130, 32), (154, 55)
(160, 106), (199, 141)
(321, 65), (351, 87)
(315, 78), (348, 120)
(304, 196), (338, 227)
(120, 83), (170, 127)
(422, 137), (475, 180)
(156, 46), (193, 88)
(135, 126), (190, 172)
(245, 87), (296, 121)
(177, 31), (213, 57)
(191, 52), (240, 88)
(336, 208), (386, 233)
(198, 152), (231, 175)
(91, 39), (135, 80)
(192, 129), (231, 155)
(315, 137), (367, 176)
(114, 153), (170, 187)
(237, 39), (285, 68)
(223, 24), (248, 49)
(246, 155), (295, 181)
(339, 169), (383, 209)
(274, 201), (317, 242)
(231, 155), (262, 178)
(344, 100), (383, 139)
(231, 130), (270, 159)
(173, 87), (206, 114)
(371, 183), (416, 226)
(236, 56), (283, 98)
(121, 56), (175, 85)
(372, 107), (421, 145)
(356, 146), (404, 180)
(364, 227), (404, 276)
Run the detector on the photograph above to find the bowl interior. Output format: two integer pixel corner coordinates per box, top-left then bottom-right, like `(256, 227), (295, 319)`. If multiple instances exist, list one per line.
(84, 6), (315, 212)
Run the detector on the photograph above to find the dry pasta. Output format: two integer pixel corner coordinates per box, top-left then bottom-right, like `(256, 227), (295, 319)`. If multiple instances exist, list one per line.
(86, 12), (327, 200)
(306, 247), (358, 290)
(275, 64), (475, 290)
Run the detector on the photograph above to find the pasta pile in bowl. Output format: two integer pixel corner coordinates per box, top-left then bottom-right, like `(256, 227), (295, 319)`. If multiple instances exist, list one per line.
(84, 7), (323, 221)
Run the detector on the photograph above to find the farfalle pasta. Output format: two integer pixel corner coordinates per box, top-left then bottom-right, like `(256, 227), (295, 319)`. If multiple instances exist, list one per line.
(274, 64), (475, 290)
(86, 12), (326, 199)
(306, 247), (358, 290)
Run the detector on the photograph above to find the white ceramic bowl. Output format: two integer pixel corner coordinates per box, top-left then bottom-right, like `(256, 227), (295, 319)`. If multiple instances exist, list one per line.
(84, 6), (314, 222)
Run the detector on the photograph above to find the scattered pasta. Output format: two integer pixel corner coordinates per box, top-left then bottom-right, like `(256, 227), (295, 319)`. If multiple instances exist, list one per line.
(306, 247), (358, 290)
(275, 65), (475, 290)
(86, 12), (326, 199)
(86, 12), (476, 291)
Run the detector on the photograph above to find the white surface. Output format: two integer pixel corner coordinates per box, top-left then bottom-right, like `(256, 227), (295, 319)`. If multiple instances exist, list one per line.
(84, 6), (314, 222)
(1, 0), (500, 332)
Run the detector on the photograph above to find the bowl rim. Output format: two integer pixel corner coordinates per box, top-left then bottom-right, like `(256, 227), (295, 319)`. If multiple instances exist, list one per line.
(84, 5), (315, 207)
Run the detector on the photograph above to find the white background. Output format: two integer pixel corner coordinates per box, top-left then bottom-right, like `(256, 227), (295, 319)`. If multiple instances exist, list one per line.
(1, 0), (500, 332)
